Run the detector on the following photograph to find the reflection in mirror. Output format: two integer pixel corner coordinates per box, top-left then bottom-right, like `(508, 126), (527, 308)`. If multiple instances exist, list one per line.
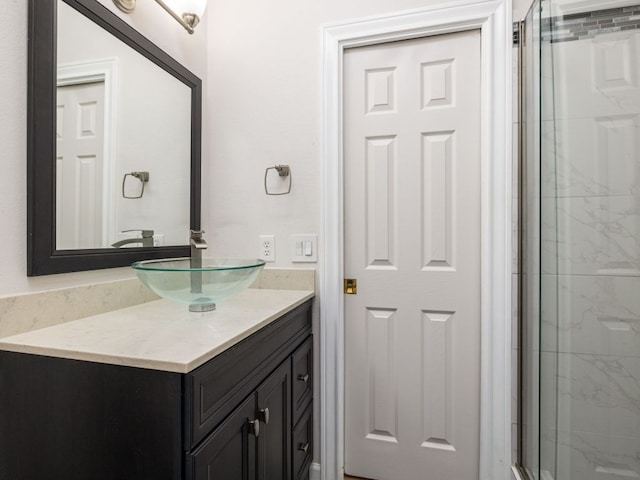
(27, 0), (201, 276)
(56, 0), (191, 250)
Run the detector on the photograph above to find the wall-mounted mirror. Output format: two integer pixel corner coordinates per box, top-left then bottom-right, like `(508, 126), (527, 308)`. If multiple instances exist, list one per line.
(28, 0), (202, 275)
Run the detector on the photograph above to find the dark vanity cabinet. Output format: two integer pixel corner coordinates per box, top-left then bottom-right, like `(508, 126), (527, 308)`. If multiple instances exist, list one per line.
(185, 321), (314, 480)
(187, 359), (293, 480)
(0, 300), (313, 480)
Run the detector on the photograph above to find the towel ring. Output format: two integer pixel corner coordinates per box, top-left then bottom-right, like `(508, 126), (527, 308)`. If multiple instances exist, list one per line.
(122, 171), (149, 199)
(264, 165), (292, 195)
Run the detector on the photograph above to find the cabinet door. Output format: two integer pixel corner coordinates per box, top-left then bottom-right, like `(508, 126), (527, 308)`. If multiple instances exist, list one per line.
(256, 359), (292, 480)
(187, 394), (258, 480)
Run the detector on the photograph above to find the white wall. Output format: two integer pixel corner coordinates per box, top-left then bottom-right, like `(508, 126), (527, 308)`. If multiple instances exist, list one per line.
(0, 0), (206, 296)
(204, 0), (527, 260)
(0, 0), (525, 286)
(513, 0), (533, 21)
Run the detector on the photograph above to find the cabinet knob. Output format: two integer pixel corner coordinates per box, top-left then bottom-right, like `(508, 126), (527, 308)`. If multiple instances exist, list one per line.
(248, 419), (260, 437)
(258, 408), (270, 425)
(298, 442), (310, 453)
(297, 374), (309, 383)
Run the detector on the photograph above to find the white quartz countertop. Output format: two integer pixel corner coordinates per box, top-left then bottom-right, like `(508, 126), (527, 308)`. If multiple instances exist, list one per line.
(0, 289), (314, 373)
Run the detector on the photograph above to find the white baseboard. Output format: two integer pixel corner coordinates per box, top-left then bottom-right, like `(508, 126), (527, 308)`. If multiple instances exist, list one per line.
(309, 462), (321, 480)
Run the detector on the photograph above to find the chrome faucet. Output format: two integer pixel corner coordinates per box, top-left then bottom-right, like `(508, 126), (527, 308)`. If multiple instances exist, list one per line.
(111, 229), (154, 248)
(190, 229), (207, 258)
(190, 230), (207, 303)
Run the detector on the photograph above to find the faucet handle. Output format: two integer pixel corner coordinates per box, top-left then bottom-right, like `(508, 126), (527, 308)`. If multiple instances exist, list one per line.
(190, 229), (207, 249)
(122, 229), (154, 238)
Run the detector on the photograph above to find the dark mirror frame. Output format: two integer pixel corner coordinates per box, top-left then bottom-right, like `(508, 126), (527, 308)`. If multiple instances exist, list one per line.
(27, 0), (202, 276)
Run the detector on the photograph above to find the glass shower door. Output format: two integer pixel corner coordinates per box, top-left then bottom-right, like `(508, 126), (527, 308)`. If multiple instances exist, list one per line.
(521, 2), (640, 479)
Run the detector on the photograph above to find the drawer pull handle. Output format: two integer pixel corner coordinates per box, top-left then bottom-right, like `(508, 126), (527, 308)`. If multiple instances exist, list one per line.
(258, 408), (270, 425)
(298, 442), (310, 453)
(248, 419), (260, 437)
(298, 374), (309, 383)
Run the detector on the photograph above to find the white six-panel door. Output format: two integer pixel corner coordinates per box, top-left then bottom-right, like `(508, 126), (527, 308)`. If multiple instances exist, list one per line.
(344, 30), (481, 480)
(56, 81), (105, 250)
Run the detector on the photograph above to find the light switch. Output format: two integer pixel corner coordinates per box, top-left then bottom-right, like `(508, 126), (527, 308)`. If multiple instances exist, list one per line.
(153, 234), (165, 246)
(291, 235), (317, 263)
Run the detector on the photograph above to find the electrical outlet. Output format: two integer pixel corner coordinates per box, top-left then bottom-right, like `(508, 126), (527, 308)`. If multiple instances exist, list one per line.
(259, 235), (275, 262)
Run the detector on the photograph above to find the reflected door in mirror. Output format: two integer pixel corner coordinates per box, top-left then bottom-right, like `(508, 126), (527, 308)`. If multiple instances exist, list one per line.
(56, 81), (106, 250)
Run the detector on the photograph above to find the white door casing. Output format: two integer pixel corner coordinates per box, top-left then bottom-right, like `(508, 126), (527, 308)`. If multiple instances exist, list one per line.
(343, 30), (481, 480)
(320, 2), (512, 480)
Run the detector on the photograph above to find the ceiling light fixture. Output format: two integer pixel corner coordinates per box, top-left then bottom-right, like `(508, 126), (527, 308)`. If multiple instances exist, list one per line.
(112, 0), (207, 34)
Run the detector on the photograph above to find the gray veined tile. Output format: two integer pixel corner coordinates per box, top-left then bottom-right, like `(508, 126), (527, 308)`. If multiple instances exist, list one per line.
(552, 429), (640, 480)
(542, 33), (640, 122)
(555, 353), (640, 439)
(540, 351), (559, 433)
(540, 273), (559, 354)
(540, 426), (559, 480)
(541, 117), (640, 198)
(542, 195), (640, 276)
(553, 275), (640, 357)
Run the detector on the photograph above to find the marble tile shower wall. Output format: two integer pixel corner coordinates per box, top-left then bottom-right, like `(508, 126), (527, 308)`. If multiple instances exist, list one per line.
(539, 9), (640, 479)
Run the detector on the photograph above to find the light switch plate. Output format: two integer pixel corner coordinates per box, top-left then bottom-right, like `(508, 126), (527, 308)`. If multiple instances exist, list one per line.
(290, 234), (317, 263)
(153, 234), (164, 246)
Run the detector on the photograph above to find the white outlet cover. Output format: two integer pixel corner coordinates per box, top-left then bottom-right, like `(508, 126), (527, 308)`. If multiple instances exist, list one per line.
(259, 235), (275, 262)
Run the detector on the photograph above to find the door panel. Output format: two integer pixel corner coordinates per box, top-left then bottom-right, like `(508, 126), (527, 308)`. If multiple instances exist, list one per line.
(56, 81), (105, 250)
(344, 30), (482, 480)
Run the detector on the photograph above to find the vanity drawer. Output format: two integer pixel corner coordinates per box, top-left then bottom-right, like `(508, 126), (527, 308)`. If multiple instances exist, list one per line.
(292, 405), (313, 480)
(291, 336), (313, 424)
(185, 300), (312, 448)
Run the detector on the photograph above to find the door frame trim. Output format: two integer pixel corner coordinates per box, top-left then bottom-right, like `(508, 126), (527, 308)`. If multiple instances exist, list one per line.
(320, 1), (512, 479)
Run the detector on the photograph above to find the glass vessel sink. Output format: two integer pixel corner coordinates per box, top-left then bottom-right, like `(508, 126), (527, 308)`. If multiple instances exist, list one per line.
(132, 257), (265, 312)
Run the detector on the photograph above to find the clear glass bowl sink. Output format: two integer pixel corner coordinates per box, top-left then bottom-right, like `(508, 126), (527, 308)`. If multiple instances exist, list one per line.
(132, 257), (266, 312)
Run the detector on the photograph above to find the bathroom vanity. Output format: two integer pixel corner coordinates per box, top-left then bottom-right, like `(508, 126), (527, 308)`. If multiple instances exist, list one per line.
(0, 289), (313, 480)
